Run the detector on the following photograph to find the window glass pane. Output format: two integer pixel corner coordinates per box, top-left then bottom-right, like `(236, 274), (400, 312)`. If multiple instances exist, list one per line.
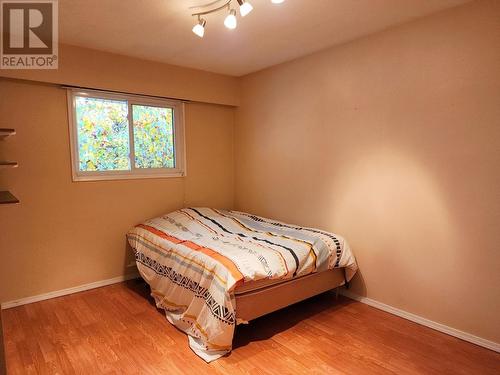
(75, 96), (130, 171)
(132, 105), (175, 169)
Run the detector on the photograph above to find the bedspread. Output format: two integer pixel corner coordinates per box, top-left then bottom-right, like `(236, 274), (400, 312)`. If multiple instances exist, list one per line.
(126, 207), (357, 361)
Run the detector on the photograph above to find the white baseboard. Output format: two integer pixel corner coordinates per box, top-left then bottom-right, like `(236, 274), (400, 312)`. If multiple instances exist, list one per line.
(1, 272), (140, 310)
(340, 290), (499, 353)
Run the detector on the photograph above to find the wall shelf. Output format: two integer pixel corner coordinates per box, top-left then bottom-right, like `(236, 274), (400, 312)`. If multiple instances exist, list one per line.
(0, 128), (19, 204)
(0, 161), (18, 168)
(0, 128), (16, 138)
(0, 191), (19, 205)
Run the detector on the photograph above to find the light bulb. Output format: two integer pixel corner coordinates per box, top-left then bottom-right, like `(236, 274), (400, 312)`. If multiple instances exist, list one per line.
(271, 0), (285, 4)
(224, 9), (237, 29)
(192, 18), (206, 38)
(237, 0), (253, 17)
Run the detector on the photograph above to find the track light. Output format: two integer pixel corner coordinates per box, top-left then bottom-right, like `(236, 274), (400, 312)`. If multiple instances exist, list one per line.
(190, 0), (284, 37)
(224, 9), (237, 29)
(237, 0), (253, 17)
(192, 17), (206, 38)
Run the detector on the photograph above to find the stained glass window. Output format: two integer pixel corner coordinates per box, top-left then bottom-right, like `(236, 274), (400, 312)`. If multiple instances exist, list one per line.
(75, 97), (130, 172)
(132, 105), (175, 169)
(69, 90), (184, 181)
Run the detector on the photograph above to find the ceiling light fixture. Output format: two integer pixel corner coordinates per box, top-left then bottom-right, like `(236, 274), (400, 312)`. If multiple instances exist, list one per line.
(237, 0), (253, 17)
(271, 0), (285, 4)
(224, 8), (237, 29)
(192, 17), (207, 38)
(190, 0), (284, 38)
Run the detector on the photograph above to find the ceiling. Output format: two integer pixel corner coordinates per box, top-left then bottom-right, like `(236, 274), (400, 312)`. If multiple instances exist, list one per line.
(59, 0), (470, 77)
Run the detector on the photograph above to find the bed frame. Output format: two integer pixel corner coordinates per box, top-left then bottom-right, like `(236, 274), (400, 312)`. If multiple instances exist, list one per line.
(234, 268), (345, 322)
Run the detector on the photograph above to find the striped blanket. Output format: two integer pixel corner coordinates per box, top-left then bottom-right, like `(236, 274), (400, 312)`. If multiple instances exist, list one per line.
(127, 208), (357, 362)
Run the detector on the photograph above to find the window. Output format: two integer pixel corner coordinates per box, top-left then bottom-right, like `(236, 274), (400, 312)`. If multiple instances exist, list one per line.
(67, 89), (185, 181)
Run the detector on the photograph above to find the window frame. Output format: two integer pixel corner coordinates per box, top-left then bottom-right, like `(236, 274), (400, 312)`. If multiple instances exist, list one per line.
(67, 88), (186, 182)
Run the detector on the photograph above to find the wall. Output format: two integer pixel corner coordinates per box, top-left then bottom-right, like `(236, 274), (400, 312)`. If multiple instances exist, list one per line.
(235, 0), (500, 343)
(0, 78), (235, 303)
(0, 44), (239, 106)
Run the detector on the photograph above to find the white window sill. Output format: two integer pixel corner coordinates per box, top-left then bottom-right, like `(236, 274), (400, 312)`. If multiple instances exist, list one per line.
(72, 172), (186, 182)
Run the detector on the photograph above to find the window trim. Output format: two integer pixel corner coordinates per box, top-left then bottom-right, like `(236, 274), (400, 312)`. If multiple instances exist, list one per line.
(67, 88), (186, 182)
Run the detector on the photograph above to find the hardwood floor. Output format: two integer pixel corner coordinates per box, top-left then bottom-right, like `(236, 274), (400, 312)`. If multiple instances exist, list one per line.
(2, 280), (499, 374)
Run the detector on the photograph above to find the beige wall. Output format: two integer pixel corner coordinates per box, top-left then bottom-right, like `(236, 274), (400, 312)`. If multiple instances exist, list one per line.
(0, 44), (240, 106)
(0, 78), (235, 303)
(235, 0), (500, 343)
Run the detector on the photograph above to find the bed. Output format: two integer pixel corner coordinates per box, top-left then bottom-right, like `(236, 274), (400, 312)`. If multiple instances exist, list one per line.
(127, 208), (357, 362)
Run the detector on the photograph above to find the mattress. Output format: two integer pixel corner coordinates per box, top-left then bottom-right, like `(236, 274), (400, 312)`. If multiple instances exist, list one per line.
(127, 208), (357, 362)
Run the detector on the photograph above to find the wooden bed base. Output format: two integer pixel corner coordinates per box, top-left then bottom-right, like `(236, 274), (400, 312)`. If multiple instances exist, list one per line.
(234, 269), (345, 322)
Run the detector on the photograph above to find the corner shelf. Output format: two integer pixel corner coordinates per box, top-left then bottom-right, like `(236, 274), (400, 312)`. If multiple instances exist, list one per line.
(0, 128), (16, 138)
(0, 191), (19, 205)
(0, 128), (19, 204)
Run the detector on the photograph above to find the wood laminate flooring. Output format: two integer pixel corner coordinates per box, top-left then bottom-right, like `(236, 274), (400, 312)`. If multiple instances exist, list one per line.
(2, 280), (499, 374)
